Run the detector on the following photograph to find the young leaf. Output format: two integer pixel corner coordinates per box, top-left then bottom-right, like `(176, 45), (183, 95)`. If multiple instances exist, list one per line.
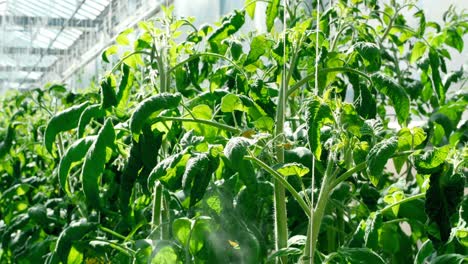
(366, 137), (398, 185)
(44, 102), (89, 154)
(425, 168), (465, 246)
(372, 73), (410, 125)
(130, 93), (181, 141)
(221, 93), (244, 112)
(266, 0), (280, 32)
(245, 0), (256, 19)
(80, 119), (115, 208)
(59, 136), (95, 195)
(410, 41), (427, 63)
(306, 98), (335, 160)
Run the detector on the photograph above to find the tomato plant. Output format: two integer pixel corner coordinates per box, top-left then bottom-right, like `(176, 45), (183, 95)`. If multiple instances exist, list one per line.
(0, 1), (467, 263)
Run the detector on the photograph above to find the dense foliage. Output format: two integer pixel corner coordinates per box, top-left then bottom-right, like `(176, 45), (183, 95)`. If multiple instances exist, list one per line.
(0, 0), (467, 263)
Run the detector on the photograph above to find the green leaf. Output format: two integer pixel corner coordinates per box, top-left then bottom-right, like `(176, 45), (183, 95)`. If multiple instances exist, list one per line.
(221, 94), (244, 112)
(425, 168), (465, 246)
(364, 212), (382, 250)
(190, 217), (212, 254)
(148, 153), (190, 191)
(254, 116), (274, 131)
(306, 97), (335, 160)
(414, 10), (426, 36)
(208, 10), (245, 53)
(413, 146), (450, 174)
(67, 246), (83, 264)
(172, 217), (192, 246)
(334, 247), (385, 264)
(175, 66), (190, 93)
(80, 119), (115, 208)
(428, 49), (445, 103)
(116, 28), (133, 46)
(410, 41), (427, 64)
(430, 254), (467, 264)
(366, 137), (398, 186)
(130, 93), (181, 141)
(266, 0), (280, 32)
(397, 127), (426, 150)
(182, 153), (218, 207)
(151, 245), (179, 264)
(444, 27), (464, 53)
(51, 220), (97, 264)
(353, 42), (381, 72)
(78, 104), (105, 138)
(244, 34), (269, 66)
(102, 45), (118, 63)
(224, 137), (257, 189)
(116, 64), (134, 118)
(372, 73), (410, 125)
(27, 204), (48, 227)
(44, 102), (89, 155)
(59, 136), (95, 195)
(100, 74), (118, 109)
(245, 0), (256, 19)
(0, 124), (15, 159)
(276, 163), (309, 177)
(415, 240), (434, 264)
(224, 137), (251, 162)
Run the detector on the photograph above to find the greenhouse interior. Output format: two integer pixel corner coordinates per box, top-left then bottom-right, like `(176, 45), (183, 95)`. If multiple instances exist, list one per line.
(0, 0), (467, 263)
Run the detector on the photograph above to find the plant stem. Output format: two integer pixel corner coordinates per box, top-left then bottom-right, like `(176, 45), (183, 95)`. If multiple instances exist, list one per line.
(99, 225), (129, 241)
(156, 116), (240, 134)
(151, 181), (163, 239)
(309, 155), (334, 262)
(379, 193), (425, 214)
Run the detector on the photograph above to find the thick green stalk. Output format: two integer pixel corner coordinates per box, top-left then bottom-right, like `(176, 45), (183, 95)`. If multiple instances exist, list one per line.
(151, 181), (163, 238)
(274, 76), (288, 264)
(307, 155), (334, 262)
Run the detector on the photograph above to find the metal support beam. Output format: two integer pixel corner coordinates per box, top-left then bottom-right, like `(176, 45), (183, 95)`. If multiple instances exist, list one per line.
(0, 78), (38, 83)
(0, 65), (49, 72)
(1, 46), (67, 56)
(0, 15), (101, 29)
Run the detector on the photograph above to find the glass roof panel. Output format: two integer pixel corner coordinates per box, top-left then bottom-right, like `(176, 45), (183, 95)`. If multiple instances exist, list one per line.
(0, 0), (111, 89)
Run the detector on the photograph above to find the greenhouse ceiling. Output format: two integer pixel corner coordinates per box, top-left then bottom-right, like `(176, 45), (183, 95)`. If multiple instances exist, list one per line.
(0, 0), (112, 89)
